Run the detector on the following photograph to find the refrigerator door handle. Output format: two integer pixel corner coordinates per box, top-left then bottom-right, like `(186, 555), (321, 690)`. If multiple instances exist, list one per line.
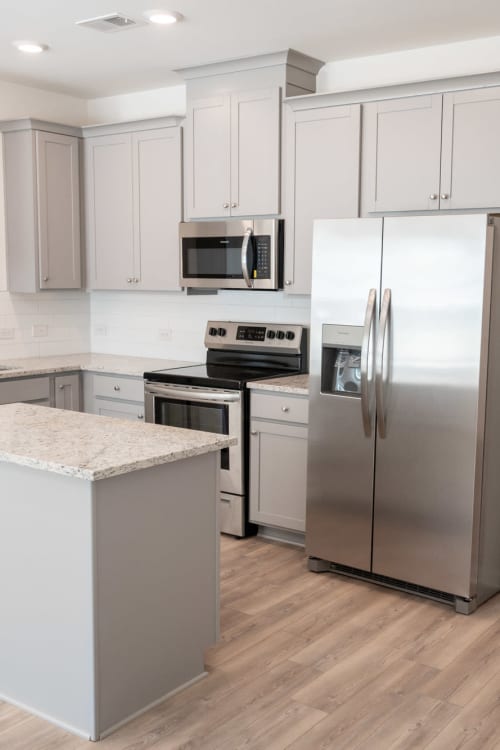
(360, 288), (377, 437)
(376, 288), (392, 439)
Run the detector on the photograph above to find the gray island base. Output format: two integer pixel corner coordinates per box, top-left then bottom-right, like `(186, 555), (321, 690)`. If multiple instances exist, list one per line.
(0, 403), (235, 741)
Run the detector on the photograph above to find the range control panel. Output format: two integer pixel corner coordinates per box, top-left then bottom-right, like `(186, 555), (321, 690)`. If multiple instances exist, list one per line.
(205, 321), (305, 353)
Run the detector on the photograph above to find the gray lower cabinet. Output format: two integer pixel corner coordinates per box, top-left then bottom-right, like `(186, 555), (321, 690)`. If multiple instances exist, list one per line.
(249, 391), (308, 532)
(54, 374), (81, 411)
(362, 85), (500, 213)
(284, 102), (360, 294)
(0, 373), (80, 409)
(83, 373), (144, 422)
(84, 118), (182, 291)
(1, 120), (82, 293)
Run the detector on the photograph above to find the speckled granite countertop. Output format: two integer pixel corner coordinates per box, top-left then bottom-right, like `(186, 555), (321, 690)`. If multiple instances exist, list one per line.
(0, 353), (194, 380)
(0, 403), (236, 481)
(248, 373), (309, 395)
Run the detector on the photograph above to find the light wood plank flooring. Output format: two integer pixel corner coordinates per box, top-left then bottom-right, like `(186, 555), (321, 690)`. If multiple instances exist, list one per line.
(3, 535), (500, 749)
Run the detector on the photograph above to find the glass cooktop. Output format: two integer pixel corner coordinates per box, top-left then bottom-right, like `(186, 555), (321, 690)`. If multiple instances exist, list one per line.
(144, 363), (297, 390)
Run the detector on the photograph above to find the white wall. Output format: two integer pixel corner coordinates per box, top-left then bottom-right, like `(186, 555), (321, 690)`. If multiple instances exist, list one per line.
(87, 84), (186, 123)
(0, 80), (90, 361)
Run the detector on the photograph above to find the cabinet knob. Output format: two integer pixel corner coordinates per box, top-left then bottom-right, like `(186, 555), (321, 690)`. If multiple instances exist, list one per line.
(231, 202), (237, 208)
(223, 202), (230, 208)
(113, 385), (120, 391)
(134, 278), (140, 283)
(58, 384), (65, 390)
(429, 194), (438, 200)
(441, 194), (449, 200)
(250, 430), (258, 435)
(285, 280), (292, 286)
(127, 278), (133, 283)
(282, 406), (290, 413)
(43, 276), (49, 282)
(137, 414), (144, 420)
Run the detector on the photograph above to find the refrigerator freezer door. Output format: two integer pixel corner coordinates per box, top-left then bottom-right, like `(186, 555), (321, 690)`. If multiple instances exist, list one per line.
(372, 214), (490, 596)
(306, 218), (382, 569)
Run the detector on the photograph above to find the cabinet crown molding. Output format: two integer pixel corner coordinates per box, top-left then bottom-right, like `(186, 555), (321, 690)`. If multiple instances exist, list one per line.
(176, 49), (324, 80)
(81, 116), (184, 139)
(0, 118), (82, 137)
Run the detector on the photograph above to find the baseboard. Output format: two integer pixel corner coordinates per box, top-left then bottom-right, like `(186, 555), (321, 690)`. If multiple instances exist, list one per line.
(0, 693), (91, 741)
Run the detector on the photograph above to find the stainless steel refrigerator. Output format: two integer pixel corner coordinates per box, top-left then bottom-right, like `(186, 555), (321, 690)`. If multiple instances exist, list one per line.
(306, 214), (500, 613)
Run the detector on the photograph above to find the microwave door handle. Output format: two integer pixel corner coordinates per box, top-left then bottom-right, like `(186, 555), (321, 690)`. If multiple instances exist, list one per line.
(241, 228), (254, 288)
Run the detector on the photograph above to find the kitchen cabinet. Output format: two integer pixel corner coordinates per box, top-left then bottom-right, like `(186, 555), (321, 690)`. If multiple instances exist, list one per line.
(83, 373), (144, 421)
(54, 374), (81, 411)
(284, 103), (360, 294)
(0, 377), (51, 406)
(363, 86), (500, 212)
(1, 121), (81, 293)
(184, 88), (280, 219)
(249, 391), (308, 532)
(84, 119), (182, 291)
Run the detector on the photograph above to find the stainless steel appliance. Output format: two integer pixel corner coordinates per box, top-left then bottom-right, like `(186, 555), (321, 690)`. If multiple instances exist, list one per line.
(145, 320), (308, 536)
(179, 219), (283, 290)
(307, 214), (500, 613)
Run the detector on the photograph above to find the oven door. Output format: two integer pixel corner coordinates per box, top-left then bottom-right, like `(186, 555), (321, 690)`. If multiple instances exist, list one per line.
(144, 382), (243, 496)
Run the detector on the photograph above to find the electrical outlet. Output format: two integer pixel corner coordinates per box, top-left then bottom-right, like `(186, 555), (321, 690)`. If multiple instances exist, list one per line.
(158, 328), (172, 342)
(32, 324), (48, 338)
(0, 328), (15, 340)
(94, 325), (107, 337)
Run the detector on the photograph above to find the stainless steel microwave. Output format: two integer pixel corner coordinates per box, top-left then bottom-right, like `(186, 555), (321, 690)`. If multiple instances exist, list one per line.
(179, 219), (283, 290)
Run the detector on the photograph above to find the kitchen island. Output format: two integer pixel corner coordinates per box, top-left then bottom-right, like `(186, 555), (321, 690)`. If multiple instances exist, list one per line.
(0, 403), (235, 741)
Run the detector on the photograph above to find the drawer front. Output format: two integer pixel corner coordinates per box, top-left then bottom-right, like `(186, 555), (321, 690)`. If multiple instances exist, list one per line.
(92, 374), (144, 402)
(251, 391), (309, 424)
(94, 399), (145, 421)
(0, 377), (51, 405)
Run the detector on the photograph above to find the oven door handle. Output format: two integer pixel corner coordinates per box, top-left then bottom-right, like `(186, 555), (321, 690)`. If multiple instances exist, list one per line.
(145, 384), (241, 404)
(241, 227), (254, 289)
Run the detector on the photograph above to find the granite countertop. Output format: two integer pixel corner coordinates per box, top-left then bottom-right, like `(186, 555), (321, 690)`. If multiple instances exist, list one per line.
(0, 403), (236, 481)
(0, 353), (194, 380)
(248, 373), (309, 395)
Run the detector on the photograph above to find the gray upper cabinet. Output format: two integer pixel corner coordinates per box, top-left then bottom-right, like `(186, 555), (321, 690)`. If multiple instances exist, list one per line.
(284, 103), (361, 295)
(440, 86), (500, 209)
(184, 88), (280, 219)
(1, 121), (82, 293)
(84, 118), (182, 291)
(362, 95), (443, 213)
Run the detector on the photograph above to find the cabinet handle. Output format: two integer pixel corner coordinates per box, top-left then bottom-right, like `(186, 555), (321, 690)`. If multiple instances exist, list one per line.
(429, 194), (438, 200)
(113, 385), (120, 391)
(137, 414), (144, 419)
(282, 406), (290, 413)
(223, 202), (230, 209)
(134, 278), (140, 283)
(285, 280), (292, 286)
(58, 384), (65, 390)
(43, 276), (49, 282)
(250, 430), (258, 435)
(441, 194), (449, 200)
(127, 278), (133, 283)
(231, 203), (237, 208)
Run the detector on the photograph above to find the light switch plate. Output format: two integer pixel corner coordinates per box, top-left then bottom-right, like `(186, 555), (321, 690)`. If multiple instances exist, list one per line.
(94, 325), (107, 336)
(32, 324), (48, 338)
(158, 328), (172, 341)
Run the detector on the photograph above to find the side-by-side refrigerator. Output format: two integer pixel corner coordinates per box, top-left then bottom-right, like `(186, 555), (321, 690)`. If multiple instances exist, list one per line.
(306, 214), (500, 613)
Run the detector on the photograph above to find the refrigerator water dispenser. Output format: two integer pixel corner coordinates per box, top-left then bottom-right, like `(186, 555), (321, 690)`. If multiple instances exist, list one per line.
(321, 324), (364, 396)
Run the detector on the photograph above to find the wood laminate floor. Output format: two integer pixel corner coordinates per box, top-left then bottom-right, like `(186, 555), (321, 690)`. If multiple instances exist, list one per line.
(3, 535), (500, 749)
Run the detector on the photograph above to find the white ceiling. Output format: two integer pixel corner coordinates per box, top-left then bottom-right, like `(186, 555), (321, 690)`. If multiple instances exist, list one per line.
(1, 0), (500, 98)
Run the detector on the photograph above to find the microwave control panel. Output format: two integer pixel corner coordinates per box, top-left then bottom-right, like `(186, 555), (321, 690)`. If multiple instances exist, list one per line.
(254, 236), (271, 279)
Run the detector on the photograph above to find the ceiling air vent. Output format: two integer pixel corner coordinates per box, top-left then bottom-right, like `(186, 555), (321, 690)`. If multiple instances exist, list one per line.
(76, 13), (145, 33)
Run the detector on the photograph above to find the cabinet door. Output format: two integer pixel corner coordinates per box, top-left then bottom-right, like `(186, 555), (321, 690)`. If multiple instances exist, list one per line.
(132, 128), (182, 290)
(441, 86), (500, 209)
(54, 374), (81, 411)
(36, 132), (81, 290)
(85, 134), (134, 289)
(363, 95), (442, 212)
(184, 96), (231, 219)
(0, 377), (50, 405)
(230, 88), (281, 217)
(284, 104), (360, 295)
(249, 419), (308, 532)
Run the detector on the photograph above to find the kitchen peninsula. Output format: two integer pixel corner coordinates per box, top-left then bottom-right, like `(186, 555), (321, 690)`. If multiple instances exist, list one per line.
(0, 403), (235, 741)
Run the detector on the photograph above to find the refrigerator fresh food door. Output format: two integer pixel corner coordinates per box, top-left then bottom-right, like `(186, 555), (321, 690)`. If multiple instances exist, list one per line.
(306, 218), (382, 569)
(372, 213), (491, 597)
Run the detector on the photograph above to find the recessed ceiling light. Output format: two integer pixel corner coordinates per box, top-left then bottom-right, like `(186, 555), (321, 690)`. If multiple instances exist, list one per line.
(13, 40), (49, 54)
(144, 9), (183, 25)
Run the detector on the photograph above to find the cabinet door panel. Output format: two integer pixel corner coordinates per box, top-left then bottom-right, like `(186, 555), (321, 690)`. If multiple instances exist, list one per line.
(132, 128), (182, 290)
(284, 104), (360, 294)
(185, 96), (230, 219)
(441, 87), (500, 209)
(230, 89), (280, 216)
(363, 95), (442, 212)
(36, 132), (81, 290)
(85, 134), (134, 289)
(54, 374), (81, 411)
(250, 420), (308, 532)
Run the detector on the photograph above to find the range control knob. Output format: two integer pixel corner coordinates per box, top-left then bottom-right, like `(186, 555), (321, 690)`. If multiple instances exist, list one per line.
(209, 327), (218, 336)
(267, 330), (276, 339)
(218, 327), (227, 337)
(276, 330), (285, 340)
(286, 331), (296, 340)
